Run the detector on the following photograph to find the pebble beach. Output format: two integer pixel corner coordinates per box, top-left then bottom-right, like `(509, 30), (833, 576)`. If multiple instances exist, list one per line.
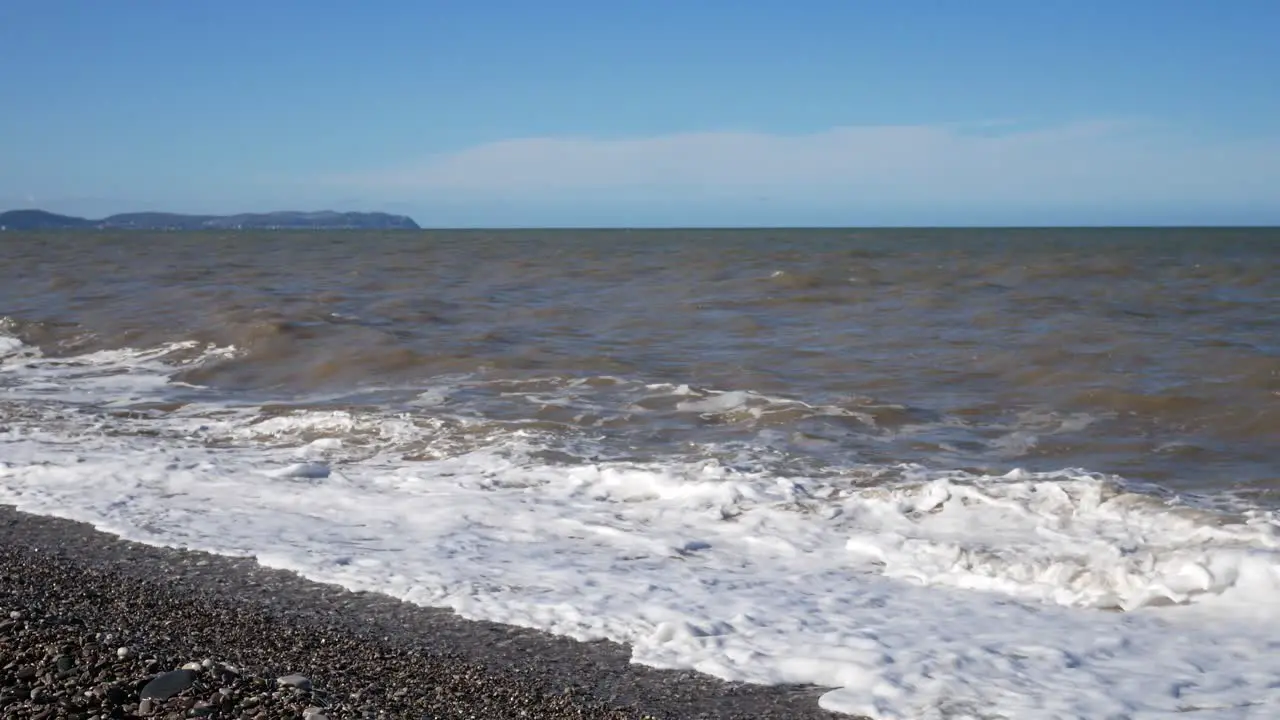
(0, 505), (844, 719)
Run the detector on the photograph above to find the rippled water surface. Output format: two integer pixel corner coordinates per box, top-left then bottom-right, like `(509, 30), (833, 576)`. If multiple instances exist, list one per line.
(4, 228), (1276, 494)
(2, 228), (1279, 719)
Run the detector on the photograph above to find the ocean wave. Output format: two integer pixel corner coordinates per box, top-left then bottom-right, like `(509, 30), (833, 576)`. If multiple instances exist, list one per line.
(2, 331), (1280, 718)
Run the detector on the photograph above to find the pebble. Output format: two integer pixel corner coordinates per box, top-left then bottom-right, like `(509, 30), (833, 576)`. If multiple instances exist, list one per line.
(278, 673), (313, 691)
(141, 668), (198, 700)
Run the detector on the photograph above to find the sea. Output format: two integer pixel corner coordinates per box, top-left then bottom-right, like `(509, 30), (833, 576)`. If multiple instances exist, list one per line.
(1, 228), (1277, 719)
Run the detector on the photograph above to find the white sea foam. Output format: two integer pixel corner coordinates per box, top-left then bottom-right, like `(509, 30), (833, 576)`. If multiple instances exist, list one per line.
(0, 335), (25, 357)
(2, 335), (1280, 719)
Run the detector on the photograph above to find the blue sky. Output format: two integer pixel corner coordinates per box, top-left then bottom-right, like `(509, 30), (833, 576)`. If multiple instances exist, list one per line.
(1, 0), (1278, 227)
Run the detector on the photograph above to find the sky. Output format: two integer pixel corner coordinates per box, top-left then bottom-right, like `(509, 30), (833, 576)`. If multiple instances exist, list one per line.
(1, 0), (1278, 227)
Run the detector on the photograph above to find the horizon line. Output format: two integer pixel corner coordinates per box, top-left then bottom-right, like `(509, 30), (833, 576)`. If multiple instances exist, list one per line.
(5, 224), (1278, 231)
(4, 206), (1278, 232)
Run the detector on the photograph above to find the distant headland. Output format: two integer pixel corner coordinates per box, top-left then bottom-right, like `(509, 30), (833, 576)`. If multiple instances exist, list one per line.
(0, 209), (421, 231)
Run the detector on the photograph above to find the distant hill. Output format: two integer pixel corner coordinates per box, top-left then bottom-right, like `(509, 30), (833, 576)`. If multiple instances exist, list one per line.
(0, 209), (420, 231)
(0, 209), (95, 230)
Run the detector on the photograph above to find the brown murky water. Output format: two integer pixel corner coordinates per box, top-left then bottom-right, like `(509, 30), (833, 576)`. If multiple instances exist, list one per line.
(2, 227), (1277, 499)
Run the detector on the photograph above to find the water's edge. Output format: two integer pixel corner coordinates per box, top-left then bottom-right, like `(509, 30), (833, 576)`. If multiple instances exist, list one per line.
(0, 504), (846, 720)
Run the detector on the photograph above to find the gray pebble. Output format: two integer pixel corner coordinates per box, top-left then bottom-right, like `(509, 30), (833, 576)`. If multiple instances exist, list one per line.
(277, 673), (313, 691)
(140, 668), (197, 700)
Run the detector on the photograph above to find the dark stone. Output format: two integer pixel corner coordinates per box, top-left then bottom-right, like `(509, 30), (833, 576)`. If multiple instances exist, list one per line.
(104, 685), (129, 705)
(140, 669), (197, 700)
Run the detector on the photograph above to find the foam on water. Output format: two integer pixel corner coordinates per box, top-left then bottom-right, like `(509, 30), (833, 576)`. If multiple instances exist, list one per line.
(3, 335), (1280, 719)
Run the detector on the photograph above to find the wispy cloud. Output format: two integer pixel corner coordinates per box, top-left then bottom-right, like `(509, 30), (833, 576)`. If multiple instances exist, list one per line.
(318, 119), (1280, 210)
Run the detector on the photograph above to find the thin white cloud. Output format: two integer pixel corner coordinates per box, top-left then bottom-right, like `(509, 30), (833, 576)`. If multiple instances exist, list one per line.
(321, 119), (1280, 208)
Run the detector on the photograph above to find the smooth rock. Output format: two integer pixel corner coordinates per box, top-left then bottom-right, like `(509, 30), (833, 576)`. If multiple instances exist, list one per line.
(277, 674), (313, 691)
(140, 668), (198, 700)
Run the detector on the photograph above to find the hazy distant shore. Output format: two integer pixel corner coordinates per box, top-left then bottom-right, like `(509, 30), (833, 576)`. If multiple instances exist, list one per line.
(0, 208), (420, 231)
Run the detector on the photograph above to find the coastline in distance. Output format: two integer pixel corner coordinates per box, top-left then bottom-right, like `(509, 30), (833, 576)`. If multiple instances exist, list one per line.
(0, 208), (421, 231)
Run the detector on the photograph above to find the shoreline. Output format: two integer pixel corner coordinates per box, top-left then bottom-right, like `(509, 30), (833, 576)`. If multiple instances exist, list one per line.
(0, 505), (846, 719)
